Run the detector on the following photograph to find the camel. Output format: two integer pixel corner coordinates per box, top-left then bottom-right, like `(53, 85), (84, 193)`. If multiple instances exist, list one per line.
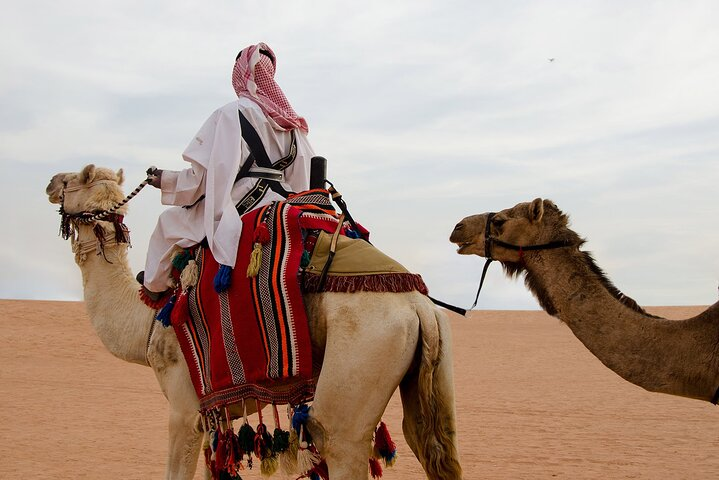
(46, 164), (462, 480)
(450, 198), (719, 404)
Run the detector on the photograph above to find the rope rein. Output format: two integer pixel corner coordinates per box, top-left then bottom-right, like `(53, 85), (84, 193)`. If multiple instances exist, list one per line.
(65, 175), (153, 224)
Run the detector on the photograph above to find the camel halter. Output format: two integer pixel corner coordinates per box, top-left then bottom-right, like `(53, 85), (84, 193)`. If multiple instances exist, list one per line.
(460, 212), (574, 312)
(59, 167), (157, 226)
(57, 168), (159, 261)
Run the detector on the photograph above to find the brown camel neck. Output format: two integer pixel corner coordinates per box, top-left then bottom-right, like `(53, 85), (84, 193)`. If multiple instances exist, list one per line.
(74, 223), (154, 366)
(521, 247), (719, 402)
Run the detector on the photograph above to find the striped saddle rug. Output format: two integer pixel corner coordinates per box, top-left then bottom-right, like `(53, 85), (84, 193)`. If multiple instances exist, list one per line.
(166, 189), (428, 413)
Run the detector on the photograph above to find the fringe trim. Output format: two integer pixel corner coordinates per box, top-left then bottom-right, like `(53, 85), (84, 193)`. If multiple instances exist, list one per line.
(138, 286), (173, 310)
(302, 273), (428, 295)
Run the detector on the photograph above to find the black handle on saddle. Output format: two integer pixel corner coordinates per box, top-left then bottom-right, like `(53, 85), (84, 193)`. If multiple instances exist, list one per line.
(310, 156), (327, 189)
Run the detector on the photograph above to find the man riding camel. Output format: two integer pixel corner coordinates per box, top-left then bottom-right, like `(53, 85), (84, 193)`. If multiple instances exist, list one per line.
(141, 43), (315, 298)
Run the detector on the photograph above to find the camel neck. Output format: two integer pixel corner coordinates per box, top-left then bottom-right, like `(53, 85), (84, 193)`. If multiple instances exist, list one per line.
(74, 224), (153, 366)
(522, 248), (719, 402)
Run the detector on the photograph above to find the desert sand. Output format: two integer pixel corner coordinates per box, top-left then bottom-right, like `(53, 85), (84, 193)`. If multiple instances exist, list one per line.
(2, 299), (718, 479)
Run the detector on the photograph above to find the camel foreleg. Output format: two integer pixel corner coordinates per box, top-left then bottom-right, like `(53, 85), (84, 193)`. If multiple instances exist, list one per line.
(148, 328), (206, 480)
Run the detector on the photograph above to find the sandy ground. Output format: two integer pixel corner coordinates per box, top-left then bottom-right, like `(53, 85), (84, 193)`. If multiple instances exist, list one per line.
(2, 299), (718, 479)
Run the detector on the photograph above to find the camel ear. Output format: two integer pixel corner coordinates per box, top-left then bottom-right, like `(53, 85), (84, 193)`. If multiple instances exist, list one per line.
(530, 198), (544, 222)
(81, 164), (96, 184)
(116, 168), (125, 186)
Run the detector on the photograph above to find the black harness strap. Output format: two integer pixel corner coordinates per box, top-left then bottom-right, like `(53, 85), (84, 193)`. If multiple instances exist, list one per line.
(236, 111), (296, 198)
(184, 110), (297, 211)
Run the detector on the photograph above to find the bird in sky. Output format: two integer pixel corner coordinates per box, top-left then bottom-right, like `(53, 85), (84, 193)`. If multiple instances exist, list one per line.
(548, 58), (555, 62)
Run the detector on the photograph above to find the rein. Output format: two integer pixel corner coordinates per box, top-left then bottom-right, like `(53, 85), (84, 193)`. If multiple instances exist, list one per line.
(58, 169), (157, 259)
(60, 170), (155, 225)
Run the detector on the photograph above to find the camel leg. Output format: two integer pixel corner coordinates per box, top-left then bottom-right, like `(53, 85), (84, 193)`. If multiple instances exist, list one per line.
(148, 329), (206, 480)
(306, 293), (420, 480)
(399, 303), (462, 479)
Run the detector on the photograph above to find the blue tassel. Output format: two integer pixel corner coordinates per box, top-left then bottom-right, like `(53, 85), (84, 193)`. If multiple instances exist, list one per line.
(214, 264), (232, 293)
(345, 229), (361, 239)
(156, 295), (176, 328)
(291, 404), (311, 433)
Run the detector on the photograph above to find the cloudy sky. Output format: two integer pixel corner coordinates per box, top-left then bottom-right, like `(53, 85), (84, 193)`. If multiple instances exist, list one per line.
(3, 0), (717, 309)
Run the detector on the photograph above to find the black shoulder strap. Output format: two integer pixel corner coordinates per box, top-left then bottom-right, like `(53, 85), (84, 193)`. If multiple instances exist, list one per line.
(238, 110), (272, 168)
(236, 110), (292, 197)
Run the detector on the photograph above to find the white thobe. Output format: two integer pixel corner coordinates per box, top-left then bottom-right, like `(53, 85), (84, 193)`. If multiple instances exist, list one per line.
(143, 97), (314, 292)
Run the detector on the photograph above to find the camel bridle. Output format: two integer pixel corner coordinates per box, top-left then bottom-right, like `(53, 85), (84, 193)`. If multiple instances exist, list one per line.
(464, 212), (575, 311)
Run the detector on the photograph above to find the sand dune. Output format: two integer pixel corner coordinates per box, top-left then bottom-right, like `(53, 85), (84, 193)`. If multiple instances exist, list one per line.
(2, 300), (717, 479)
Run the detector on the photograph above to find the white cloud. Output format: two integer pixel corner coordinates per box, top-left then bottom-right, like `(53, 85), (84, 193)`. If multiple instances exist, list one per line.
(3, 0), (718, 309)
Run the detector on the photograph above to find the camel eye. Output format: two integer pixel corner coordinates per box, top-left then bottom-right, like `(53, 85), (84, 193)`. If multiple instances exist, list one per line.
(492, 217), (507, 229)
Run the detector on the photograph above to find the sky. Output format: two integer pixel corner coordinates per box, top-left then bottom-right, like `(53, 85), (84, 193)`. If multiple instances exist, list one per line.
(2, 0), (718, 310)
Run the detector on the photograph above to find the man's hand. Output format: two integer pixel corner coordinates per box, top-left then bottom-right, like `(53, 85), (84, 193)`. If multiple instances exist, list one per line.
(147, 167), (163, 189)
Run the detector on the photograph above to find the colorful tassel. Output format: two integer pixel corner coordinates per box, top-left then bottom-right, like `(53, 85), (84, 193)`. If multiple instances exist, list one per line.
(254, 222), (271, 244)
(246, 243), (263, 277)
(237, 421), (256, 458)
(169, 291), (189, 327)
(300, 250), (311, 268)
(260, 455), (279, 477)
(291, 404), (311, 434)
(180, 259), (199, 290)
(215, 428), (228, 473)
(172, 249), (193, 272)
(272, 427), (290, 454)
(369, 457), (383, 478)
(296, 428), (321, 473)
(254, 423), (273, 460)
(214, 264), (232, 293)
(155, 294), (176, 327)
(279, 428), (299, 474)
(223, 429), (242, 477)
(373, 422), (397, 467)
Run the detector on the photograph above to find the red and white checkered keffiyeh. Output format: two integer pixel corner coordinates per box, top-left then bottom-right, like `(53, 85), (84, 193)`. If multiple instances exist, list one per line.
(232, 43), (308, 133)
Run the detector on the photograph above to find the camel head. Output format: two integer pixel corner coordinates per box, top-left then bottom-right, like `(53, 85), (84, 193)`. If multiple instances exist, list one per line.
(46, 164), (126, 215)
(450, 198), (583, 267)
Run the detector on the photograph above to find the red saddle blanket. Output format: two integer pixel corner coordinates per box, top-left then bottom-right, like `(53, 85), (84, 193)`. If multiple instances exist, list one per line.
(170, 190), (364, 411)
(163, 189), (428, 413)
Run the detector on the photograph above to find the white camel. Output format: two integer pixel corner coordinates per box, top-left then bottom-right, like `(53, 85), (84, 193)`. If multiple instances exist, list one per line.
(46, 164), (462, 480)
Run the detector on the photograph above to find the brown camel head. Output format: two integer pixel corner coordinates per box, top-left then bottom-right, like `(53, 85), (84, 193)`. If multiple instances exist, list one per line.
(450, 198), (583, 266)
(46, 164), (126, 214)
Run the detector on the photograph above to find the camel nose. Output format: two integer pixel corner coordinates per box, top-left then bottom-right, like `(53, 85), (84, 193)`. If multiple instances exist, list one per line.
(449, 221), (465, 241)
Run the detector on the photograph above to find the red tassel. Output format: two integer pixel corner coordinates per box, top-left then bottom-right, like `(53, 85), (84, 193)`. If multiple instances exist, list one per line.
(369, 457), (383, 478)
(254, 222), (270, 244)
(215, 429), (227, 474)
(170, 290), (189, 327)
(224, 429), (242, 476)
(254, 423), (271, 459)
(374, 422), (396, 456)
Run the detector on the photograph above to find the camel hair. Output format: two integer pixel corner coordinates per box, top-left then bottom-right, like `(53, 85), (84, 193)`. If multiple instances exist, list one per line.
(47, 164), (463, 480)
(450, 198), (719, 404)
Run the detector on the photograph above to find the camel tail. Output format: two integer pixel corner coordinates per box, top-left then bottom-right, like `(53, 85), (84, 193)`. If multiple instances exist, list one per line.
(411, 301), (463, 479)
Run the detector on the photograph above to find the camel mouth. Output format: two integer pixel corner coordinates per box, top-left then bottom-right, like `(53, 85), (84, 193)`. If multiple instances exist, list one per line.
(454, 242), (474, 254)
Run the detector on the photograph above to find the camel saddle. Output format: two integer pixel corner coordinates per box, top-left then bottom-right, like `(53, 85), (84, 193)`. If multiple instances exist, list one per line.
(160, 189), (428, 412)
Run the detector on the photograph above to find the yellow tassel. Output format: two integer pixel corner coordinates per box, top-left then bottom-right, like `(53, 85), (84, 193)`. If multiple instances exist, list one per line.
(180, 259), (199, 290)
(260, 455), (279, 477)
(280, 429), (299, 474)
(247, 242), (263, 277)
